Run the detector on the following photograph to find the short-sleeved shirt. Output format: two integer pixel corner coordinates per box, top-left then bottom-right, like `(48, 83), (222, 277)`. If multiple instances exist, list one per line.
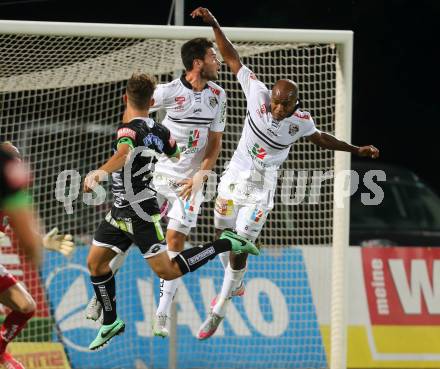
(228, 64), (318, 185)
(151, 75), (227, 179)
(0, 147), (31, 211)
(111, 117), (178, 209)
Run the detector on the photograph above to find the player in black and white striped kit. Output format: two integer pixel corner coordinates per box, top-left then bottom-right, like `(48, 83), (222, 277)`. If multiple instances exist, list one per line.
(86, 38), (228, 337)
(85, 73), (258, 350)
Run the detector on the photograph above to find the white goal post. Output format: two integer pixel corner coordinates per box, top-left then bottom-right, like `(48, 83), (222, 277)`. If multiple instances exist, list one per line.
(0, 20), (352, 369)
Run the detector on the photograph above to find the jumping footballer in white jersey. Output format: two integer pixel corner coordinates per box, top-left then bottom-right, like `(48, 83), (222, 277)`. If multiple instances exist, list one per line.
(85, 38), (227, 337)
(192, 7), (380, 339)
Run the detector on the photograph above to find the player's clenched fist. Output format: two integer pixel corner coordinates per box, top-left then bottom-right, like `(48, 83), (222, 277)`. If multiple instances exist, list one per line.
(83, 170), (107, 193)
(357, 145), (380, 159)
(190, 7), (218, 26)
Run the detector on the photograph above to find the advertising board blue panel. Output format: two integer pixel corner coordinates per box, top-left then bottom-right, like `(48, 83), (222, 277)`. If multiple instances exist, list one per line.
(42, 247), (326, 369)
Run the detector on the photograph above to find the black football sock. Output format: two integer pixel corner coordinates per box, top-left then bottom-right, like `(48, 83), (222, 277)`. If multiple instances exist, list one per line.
(174, 239), (231, 274)
(90, 272), (117, 325)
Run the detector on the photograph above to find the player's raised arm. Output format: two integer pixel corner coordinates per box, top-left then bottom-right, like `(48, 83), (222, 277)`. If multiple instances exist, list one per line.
(191, 7), (242, 75)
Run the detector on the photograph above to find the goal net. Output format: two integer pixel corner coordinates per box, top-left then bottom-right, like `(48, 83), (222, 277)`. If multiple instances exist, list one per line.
(0, 21), (352, 369)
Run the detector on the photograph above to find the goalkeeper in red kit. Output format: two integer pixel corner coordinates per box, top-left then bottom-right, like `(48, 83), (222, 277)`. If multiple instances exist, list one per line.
(0, 142), (74, 369)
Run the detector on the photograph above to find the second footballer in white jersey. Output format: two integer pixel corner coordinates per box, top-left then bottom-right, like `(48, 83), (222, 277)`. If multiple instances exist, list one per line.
(192, 7), (380, 340)
(151, 70), (226, 231)
(151, 39), (226, 337)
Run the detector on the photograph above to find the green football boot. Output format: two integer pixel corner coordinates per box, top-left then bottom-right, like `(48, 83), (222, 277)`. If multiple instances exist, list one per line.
(220, 230), (260, 256)
(89, 317), (125, 351)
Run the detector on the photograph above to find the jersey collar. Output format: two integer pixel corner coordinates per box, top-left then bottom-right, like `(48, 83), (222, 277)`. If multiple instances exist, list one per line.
(129, 116), (154, 128)
(180, 73), (209, 90)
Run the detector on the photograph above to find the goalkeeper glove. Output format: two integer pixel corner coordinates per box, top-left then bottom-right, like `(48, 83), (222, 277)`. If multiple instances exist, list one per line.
(0, 231), (10, 247)
(43, 227), (75, 257)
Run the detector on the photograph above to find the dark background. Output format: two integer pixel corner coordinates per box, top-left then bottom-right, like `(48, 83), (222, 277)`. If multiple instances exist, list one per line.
(1, 0), (439, 189)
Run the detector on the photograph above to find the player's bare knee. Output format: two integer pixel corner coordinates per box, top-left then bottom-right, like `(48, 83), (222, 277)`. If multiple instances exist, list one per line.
(166, 230), (186, 252)
(154, 269), (166, 279)
(215, 228), (224, 238)
(86, 255), (97, 273)
(20, 296), (36, 314)
(87, 257), (109, 276)
(230, 252), (248, 270)
(159, 272), (174, 281)
(154, 267), (177, 281)
(15, 291), (36, 314)
(150, 260), (169, 280)
(166, 237), (184, 252)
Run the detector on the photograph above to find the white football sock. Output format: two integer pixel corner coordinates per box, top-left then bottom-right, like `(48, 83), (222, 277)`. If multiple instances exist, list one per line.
(213, 265), (246, 317)
(156, 250), (180, 317)
(218, 251), (230, 270)
(109, 251), (128, 274)
(156, 278), (180, 316)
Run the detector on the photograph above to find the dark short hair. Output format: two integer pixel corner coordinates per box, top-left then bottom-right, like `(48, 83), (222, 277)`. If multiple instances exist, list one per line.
(126, 73), (156, 110)
(181, 38), (214, 71)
